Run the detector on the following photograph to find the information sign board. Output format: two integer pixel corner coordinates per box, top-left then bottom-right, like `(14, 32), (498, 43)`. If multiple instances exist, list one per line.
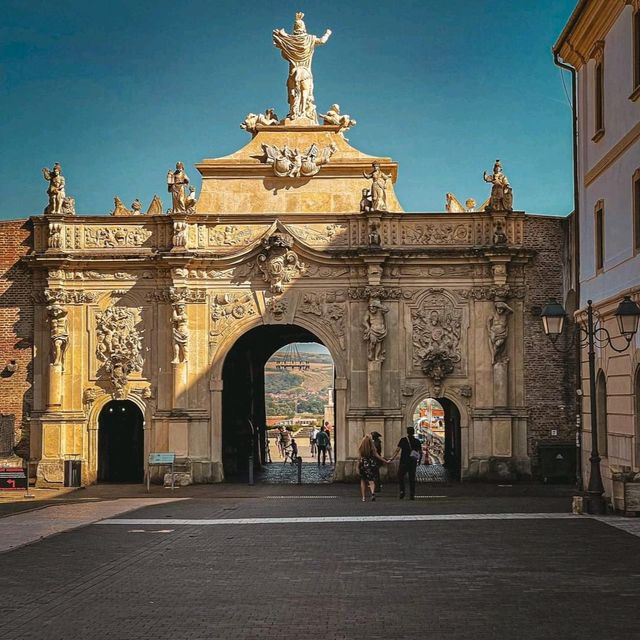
(149, 452), (176, 465)
(0, 467), (27, 490)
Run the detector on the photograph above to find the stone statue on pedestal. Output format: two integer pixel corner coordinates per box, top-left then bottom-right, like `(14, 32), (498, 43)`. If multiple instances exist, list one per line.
(167, 162), (190, 213)
(483, 160), (513, 211)
(47, 303), (69, 366)
(172, 303), (189, 363)
(363, 297), (388, 361)
(487, 301), (514, 364)
(363, 162), (390, 212)
(273, 12), (331, 122)
(42, 163), (66, 215)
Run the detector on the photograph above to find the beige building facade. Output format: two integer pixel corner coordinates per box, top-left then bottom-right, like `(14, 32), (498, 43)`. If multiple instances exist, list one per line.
(554, 0), (640, 499)
(4, 13), (574, 487)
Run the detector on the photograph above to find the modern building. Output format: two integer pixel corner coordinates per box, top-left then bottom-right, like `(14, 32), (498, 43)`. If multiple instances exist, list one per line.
(554, 0), (640, 499)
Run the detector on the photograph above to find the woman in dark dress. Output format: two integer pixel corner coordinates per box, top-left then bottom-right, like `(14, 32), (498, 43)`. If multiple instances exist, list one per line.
(357, 435), (388, 502)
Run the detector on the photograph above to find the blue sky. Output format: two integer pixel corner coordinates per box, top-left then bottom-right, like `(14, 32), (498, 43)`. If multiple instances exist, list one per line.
(0, 0), (577, 219)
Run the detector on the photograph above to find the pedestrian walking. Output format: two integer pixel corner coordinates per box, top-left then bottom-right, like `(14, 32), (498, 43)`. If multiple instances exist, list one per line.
(371, 431), (383, 493)
(389, 426), (422, 500)
(357, 434), (388, 501)
(316, 425), (330, 465)
(310, 425), (319, 456)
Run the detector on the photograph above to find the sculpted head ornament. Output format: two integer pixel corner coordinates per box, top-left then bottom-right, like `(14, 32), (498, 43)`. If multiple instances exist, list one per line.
(293, 11), (306, 34)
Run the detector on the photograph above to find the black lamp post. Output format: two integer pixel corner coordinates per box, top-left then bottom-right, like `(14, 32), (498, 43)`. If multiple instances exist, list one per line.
(540, 296), (640, 514)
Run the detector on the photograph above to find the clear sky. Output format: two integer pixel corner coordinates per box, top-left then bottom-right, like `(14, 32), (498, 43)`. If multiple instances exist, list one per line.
(0, 0), (577, 219)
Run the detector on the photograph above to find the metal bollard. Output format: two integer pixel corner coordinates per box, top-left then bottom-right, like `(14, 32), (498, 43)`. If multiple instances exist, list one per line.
(297, 456), (302, 484)
(248, 453), (254, 486)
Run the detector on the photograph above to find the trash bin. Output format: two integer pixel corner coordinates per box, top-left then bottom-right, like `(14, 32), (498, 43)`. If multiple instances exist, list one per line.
(538, 443), (576, 484)
(64, 458), (82, 487)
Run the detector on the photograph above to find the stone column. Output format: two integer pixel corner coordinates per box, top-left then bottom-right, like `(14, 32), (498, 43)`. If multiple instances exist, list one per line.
(47, 364), (63, 409)
(493, 360), (508, 408)
(173, 361), (188, 409)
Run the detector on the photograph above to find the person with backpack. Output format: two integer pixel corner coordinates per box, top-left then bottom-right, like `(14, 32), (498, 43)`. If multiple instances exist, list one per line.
(316, 425), (330, 465)
(388, 426), (422, 500)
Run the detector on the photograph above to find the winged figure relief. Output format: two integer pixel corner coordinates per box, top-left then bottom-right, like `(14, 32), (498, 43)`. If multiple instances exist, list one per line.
(445, 192), (490, 213)
(262, 142), (337, 178)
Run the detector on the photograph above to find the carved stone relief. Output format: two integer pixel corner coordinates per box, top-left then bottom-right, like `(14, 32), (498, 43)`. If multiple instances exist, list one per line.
(209, 292), (258, 344)
(95, 306), (144, 399)
(411, 291), (463, 389)
(172, 265), (254, 281)
(261, 143), (337, 177)
(85, 227), (152, 248)
(487, 301), (514, 364)
(256, 234), (306, 295)
(147, 287), (206, 303)
(298, 290), (347, 349)
(208, 225), (267, 247)
(401, 223), (472, 245)
(288, 223), (348, 246)
(171, 302), (189, 363)
(348, 287), (412, 301)
(265, 296), (288, 321)
(35, 288), (96, 304)
(48, 222), (63, 249)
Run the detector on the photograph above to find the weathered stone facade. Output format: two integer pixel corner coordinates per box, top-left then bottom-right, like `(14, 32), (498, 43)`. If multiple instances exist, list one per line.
(0, 119), (576, 485)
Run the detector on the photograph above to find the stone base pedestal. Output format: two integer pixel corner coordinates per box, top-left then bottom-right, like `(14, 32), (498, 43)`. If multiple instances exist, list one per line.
(36, 459), (65, 487)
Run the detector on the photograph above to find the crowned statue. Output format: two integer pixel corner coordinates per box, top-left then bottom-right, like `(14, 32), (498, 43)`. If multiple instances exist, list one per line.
(273, 12), (332, 123)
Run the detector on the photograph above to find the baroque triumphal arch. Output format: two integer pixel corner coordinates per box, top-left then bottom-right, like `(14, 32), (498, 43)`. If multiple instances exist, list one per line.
(27, 13), (570, 485)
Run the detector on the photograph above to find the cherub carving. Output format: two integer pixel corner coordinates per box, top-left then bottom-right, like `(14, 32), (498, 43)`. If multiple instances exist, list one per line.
(262, 142), (337, 178)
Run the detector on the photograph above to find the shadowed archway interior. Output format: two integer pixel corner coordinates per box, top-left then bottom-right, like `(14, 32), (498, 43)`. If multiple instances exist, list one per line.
(98, 400), (144, 483)
(222, 324), (329, 479)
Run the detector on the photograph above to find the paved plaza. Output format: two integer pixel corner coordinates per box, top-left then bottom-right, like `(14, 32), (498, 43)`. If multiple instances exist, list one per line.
(1, 484), (639, 639)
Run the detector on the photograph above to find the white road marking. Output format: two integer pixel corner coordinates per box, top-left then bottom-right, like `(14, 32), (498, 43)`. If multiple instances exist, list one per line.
(593, 516), (640, 538)
(97, 513), (580, 526)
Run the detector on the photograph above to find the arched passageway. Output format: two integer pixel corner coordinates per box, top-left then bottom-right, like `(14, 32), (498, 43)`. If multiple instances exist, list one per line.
(412, 396), (461, 483)
(222, 324), (334, 481)
(97, 400), (144, 483)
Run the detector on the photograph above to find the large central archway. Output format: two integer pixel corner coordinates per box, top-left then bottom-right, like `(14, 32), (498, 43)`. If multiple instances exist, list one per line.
(221, 324), (334, 481)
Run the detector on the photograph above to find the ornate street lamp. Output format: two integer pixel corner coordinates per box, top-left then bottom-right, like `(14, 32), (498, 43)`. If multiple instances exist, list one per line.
(541, 296), (640, 514)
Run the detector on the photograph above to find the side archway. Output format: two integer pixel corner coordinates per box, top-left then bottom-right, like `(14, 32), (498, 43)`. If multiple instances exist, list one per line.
(97, 399), (145, 483)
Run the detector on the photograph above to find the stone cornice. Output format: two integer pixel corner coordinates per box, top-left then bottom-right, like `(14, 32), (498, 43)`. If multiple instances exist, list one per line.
(553, 0), (626, 69)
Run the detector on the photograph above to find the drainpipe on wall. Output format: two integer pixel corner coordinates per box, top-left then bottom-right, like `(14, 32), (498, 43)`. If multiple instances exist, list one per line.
(553, 49), (582, 491)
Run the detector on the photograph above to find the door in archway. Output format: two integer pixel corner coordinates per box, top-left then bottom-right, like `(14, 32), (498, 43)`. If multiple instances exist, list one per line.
(413, 397), (461, 482)
(221, 324), (335, 483)
(98, 400), (144, 483)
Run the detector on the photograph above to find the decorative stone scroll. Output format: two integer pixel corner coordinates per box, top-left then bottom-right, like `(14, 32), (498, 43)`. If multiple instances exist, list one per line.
(458, 284), (525, 301)
(299, 290), (347, 349)
(84, 226), (152, 248)
(257, 233), (306, 295)
(208, 225), (267, 247)
(261, 142), (337, 178)
(411, 291), (462, 389)
(210, 292), (257, 344)
(95, 306), (144, 399)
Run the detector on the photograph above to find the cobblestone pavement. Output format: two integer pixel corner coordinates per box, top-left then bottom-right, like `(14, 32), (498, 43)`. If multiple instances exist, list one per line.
(1, 487), (639, 640)
(259, 461), (335, 484)
(416, 462), (449, 483)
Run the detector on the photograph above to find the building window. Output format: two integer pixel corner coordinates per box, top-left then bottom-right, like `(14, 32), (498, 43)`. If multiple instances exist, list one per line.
(592, 41), (605, 140)
(634, 170), (640, 253)
(635, 366), (640, 467)
(595, 200), (605, 272)
(633, 6), (640, 98)
(596, 371), (608, 457)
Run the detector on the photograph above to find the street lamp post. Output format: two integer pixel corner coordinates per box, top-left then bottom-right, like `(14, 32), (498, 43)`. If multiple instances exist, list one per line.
(540, 296), (640, 514)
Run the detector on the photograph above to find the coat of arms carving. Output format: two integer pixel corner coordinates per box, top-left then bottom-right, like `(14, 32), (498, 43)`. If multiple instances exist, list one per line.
(256, 233), (306, 295)
(95, 307), (144, 398)
(411, 292), (462, 389)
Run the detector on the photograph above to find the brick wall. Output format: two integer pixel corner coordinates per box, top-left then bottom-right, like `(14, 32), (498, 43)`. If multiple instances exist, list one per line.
(523, 215), (577, 476)
(0, 219), (33, 460)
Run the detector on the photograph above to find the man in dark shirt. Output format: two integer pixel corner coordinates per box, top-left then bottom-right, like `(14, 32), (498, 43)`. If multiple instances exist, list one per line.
(315, 425), (330, 465)
(389, 426), (422, 499)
